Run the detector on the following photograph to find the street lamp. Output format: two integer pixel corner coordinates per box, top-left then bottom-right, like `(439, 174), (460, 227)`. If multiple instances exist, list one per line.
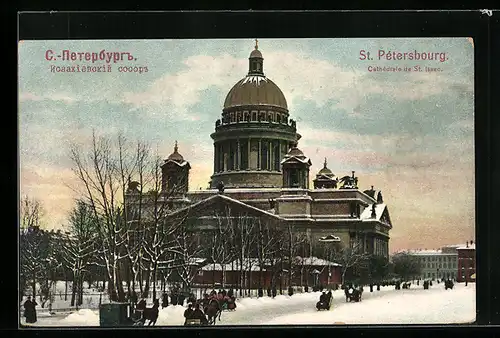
(319, 235), (341, 287)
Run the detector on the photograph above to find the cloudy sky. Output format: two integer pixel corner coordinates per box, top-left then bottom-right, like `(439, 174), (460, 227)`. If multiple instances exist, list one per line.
(18, 38), (474, 252)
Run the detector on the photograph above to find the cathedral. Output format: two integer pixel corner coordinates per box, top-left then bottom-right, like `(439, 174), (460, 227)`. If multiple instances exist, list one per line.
(126, 41), (392, 258)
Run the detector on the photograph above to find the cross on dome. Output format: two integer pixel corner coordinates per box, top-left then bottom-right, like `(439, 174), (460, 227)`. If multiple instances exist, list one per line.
(255, 38), (259, 49)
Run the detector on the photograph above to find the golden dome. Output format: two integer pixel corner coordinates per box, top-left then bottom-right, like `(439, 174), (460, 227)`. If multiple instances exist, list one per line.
(223, 76), (288, 110)
(223, 41), (288, 110)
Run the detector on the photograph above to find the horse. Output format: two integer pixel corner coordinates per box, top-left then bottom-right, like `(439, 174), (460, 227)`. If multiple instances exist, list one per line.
(135, 299), (160, 326)
(205, 300), (222, 325)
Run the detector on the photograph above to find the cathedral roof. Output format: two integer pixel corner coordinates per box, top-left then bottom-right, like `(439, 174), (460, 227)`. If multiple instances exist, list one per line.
(223, 42), (288, 110)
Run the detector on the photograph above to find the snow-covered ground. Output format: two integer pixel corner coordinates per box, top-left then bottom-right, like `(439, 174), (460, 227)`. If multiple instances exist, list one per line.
(20, 283), (475, 327)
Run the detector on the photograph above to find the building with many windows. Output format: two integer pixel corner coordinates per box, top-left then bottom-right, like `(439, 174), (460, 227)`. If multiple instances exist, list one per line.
(406, 248), (458, 280)
(404, 240), (476, 281)
(457, 241), (475, 283)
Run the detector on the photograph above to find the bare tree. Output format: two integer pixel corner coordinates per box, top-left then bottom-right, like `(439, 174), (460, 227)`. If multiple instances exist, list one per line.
(140, 149), (191, 300)
(171, 222), (205, 292)
(255, 220), (280, 290)
(284, 224), (307, 289)
(19, 196), (48, 299)
(231, 212), (256, 296)
(391, 252), (421, 282)
(62, 200), (99, 306)
(21, 195), (44, 230)
(333, 241), (371, 285)
(69, 131), (130, 301)
(209, 206), (238, 288)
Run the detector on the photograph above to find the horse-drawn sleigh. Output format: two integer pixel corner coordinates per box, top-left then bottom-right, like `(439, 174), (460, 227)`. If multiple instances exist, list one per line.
(345, 286), (363, 302)
(316, 292), (333, 311)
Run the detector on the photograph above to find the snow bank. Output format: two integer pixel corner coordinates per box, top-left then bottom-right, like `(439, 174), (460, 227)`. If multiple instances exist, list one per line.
(58, 309), (99, 326)
(156, 305), (187, 326)
(265, 283), (476, 325)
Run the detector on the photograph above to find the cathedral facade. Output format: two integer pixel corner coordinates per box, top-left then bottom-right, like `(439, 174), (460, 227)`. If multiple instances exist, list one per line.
(126, 42), (392, 258)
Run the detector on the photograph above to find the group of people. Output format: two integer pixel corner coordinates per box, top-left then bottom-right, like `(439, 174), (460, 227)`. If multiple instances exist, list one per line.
(200, 289), (236, 310)
(22, 296), (38, 324)
(344, 284), (363, 302)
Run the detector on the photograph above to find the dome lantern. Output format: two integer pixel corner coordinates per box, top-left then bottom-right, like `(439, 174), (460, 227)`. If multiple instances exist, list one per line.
(248, 38), (264, 76)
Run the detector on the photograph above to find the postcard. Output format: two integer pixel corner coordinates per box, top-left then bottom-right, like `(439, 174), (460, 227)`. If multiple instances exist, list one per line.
(19, 37), (475, 327)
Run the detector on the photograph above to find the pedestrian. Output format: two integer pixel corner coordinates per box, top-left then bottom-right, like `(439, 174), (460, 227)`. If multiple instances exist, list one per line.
(162, 292), (169, 308)
(23, 296), (38, 324)
(183, 303), (194, 325)
(191, 303), (208, 325)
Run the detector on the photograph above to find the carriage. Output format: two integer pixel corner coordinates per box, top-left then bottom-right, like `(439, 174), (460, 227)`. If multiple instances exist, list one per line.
(316, 296), (332, 311)
(345, 287), (362, 302)
(99, 302), (150, 327)
(185, 318), (203, 326)
(444, 280), (454, 290)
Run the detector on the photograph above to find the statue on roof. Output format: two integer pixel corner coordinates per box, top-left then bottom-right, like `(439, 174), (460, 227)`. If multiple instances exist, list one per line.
(217, 181), (225, 194)
(377, 191), (383, 203)
(339, 171), (358, 189)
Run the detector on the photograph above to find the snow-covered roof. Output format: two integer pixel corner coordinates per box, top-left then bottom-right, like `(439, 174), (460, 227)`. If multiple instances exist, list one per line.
(241, 75), (268, 86)
(187, 257), (207, 265)
(457, 243), (475, 250)
(395, 249), (457, 256)
(163, 159), (189, 167)
(280, 156), (312, 165)
(295, 256), (341, 267)
(201, 259), (266, 271)
(360, 203), (387, 222)
(167, 194), (283, 221)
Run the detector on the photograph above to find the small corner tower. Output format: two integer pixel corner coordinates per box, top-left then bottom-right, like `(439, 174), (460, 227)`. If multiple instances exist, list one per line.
(281, 142), (312, 189)
(161, 141), (191, 194)
(313, 158), (338, 189)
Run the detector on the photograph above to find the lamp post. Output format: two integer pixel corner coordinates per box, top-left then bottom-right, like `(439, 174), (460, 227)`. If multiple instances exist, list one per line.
(319, 235), (341, 288)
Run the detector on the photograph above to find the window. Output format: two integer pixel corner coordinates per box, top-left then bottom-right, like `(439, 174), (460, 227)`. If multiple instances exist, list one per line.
(261, 140), (268, 170)
(252, 112), (257, 121)
(228, 143), (235, 170)
(290, 169), (300, 187)
(273, 141), (280, 171)
(240, 140), (248, 170)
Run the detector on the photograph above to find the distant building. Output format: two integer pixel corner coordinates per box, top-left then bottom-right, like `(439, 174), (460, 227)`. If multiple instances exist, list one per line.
(457, 240), (475, 283)
(404, 248), (458, 280)
(402, 240), (476, 281)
